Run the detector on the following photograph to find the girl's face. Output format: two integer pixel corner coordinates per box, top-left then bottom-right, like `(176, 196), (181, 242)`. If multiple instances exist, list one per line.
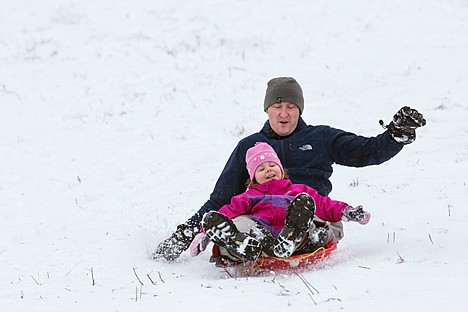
(254, 161), (283, 184)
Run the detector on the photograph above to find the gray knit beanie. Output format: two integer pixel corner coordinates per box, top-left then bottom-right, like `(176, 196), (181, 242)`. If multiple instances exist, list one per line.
(263, 77), (304, 114)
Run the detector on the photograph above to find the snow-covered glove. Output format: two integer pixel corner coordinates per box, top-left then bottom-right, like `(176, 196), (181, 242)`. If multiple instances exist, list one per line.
(309, 226), (329, 245)
(342, 205), (371, 225)
(189, 233), (210, 257)
(380, 106), (426, 144)
(153, 221), (199, 261)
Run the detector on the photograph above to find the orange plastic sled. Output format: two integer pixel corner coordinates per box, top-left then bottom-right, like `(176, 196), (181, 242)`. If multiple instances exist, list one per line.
(211, 242), (337, 272)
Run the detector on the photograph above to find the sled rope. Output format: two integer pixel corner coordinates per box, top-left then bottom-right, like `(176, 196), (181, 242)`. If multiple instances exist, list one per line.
(268, 246), (325, 262)
(255, 245), (326, 267)
(244, 246), (327, 273)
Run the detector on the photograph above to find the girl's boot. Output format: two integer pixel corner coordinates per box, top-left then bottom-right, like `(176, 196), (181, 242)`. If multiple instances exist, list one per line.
(272, 193), (315, 258)
(202, 211), (262, 261)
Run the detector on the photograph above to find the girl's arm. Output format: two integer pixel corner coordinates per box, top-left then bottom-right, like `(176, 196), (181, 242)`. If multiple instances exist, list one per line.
(299, 185), (370, 224)
(218, 192), (251, 220)
(299, 185), (349, 222)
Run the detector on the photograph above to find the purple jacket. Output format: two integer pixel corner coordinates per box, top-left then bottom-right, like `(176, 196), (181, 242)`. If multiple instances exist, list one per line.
(218, 179), (349, 237)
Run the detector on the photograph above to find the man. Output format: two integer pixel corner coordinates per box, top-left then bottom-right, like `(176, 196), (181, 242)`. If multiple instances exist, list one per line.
(153, 77), (426, 261)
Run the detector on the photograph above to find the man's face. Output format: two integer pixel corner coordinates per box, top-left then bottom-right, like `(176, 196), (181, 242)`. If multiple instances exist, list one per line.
(266, 102), (300, 137)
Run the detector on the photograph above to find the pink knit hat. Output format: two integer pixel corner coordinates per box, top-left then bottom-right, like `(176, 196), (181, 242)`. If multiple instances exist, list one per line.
(245, 142), (284, 181)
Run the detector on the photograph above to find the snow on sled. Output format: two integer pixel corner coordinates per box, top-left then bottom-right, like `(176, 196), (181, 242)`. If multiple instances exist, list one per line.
(210, 242), (337, 275)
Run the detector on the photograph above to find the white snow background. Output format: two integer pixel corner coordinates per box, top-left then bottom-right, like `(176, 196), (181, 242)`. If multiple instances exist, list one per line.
(1, 0), (467, 311)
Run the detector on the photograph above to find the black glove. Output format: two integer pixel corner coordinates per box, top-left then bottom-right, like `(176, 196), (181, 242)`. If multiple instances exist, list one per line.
(380, 106), (426, 144)
(153, 221), (199, 261)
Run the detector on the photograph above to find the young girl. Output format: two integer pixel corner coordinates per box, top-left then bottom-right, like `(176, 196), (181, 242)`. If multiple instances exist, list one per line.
(191, 142), (370, 262)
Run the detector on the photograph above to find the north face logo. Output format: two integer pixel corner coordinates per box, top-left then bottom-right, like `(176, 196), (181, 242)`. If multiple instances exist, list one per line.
(299, 144), (313, 151)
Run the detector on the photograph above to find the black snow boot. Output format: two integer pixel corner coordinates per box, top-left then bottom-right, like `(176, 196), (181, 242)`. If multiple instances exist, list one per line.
(249, 223), (276, 257)
(272, 193), (315, 258)
(295, 226), (329, 254)
(201, 211), (262, 261)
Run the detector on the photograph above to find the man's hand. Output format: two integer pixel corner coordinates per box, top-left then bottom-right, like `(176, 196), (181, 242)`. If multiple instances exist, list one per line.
(153, 222), (199, 261)
(380, 106), (426, 144)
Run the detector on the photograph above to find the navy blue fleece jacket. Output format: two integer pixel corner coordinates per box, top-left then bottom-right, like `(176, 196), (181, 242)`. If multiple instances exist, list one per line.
(189, 117), (403, 225)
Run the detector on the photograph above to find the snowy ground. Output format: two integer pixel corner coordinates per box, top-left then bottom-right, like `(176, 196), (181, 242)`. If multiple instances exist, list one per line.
(1, 0), (467, 311)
